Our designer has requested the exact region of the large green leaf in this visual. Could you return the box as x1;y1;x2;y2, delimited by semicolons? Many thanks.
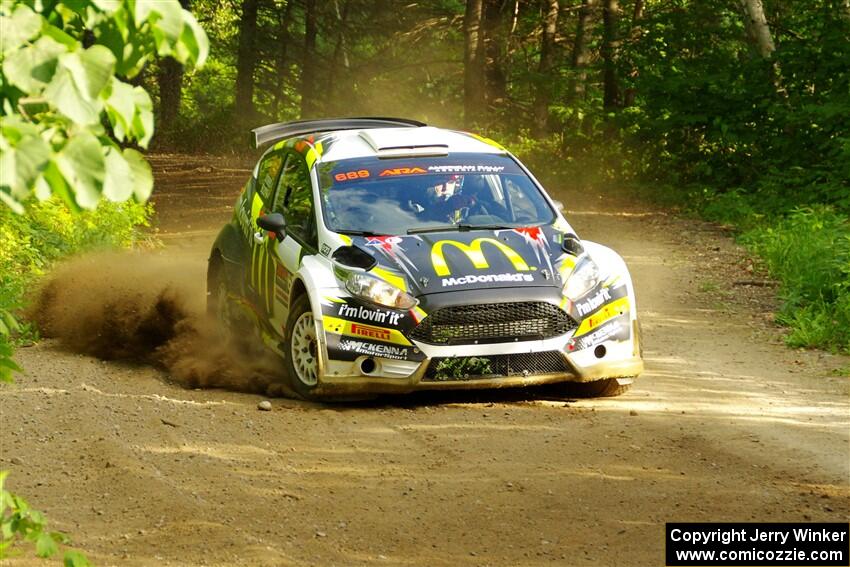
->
0;119;50;203
3;35;68;93
43;46;116;124
124;148;152;201
55;131;105;209
103;77;136;141
130;86;154;147
0;4;42;55
102;146;133;201
147;1;184;56
92;79;152;145
175;10;209;66
64;45;116;99
35;531;58;558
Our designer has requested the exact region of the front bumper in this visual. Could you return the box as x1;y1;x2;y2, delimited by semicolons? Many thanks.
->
315;325;643;396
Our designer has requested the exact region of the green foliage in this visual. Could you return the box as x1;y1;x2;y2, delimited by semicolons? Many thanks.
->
741;207;850;352
0;471;91;565
0;310;22;383
619;0;849;214
0;0;209;211
433;357;493;380
0;197;152;381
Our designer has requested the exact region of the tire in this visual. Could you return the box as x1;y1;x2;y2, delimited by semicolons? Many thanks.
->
550;378;633;398
283;293;322;400
207;256;253;352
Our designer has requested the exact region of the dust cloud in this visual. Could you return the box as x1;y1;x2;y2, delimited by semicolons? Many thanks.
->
31;251;283;395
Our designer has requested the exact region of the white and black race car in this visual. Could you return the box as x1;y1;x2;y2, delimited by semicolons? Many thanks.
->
208;118;643;399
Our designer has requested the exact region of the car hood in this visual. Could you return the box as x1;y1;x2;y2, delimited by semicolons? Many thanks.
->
349;226;572;296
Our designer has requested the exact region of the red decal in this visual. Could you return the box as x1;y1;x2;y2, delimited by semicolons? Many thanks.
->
334;169;370;182
379;167;427;177
350;323;391;341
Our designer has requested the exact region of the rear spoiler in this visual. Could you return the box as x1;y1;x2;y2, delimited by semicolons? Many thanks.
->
250;117;426;149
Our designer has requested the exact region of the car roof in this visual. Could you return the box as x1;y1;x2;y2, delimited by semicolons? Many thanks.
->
262;125;508;168
315;127;506;163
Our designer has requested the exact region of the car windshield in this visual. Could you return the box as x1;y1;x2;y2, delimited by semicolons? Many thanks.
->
317;153;556;235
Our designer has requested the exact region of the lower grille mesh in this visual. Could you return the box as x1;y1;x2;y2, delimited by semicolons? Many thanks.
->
410;302;577;345
423;351;571;382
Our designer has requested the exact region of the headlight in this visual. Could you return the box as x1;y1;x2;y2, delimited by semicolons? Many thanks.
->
563;257;600;300
345;272;418;310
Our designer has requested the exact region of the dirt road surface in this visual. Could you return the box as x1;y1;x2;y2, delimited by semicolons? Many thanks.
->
2;155;848;566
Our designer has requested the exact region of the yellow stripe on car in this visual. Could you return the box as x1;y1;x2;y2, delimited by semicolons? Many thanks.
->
322;315;413;346
371;267;408;292
574;297;630;336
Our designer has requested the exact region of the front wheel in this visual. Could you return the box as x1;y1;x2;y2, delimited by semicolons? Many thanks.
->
283;294;322;400
548;378;633;398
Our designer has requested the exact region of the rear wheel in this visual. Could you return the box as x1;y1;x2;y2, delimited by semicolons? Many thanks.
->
207;256;252;351
283;294;321;400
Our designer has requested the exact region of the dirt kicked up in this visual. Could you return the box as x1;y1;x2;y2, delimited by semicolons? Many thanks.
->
1;155;848;566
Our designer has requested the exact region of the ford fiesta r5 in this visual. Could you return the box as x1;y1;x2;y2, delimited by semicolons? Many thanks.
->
207;117;643;400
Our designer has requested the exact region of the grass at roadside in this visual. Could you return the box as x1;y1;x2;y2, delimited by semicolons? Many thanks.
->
0;198;154;344
649;187;850;354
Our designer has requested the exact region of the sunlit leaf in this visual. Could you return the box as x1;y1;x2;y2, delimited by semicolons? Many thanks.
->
35;531;58;558
174;9;208;66
55;131;105;209
0;120;50;201
124;148;152;201
0;4;42;55
103;77;136;141
64;550;93;567
130;86;154;147
148;0;184;56
62;45;116;100
102;146;133;201
3;35;67;93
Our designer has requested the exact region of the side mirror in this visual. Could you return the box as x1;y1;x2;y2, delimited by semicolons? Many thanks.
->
332;245;377;271
552;199;565;212
257;213;286;240
562;233;584;256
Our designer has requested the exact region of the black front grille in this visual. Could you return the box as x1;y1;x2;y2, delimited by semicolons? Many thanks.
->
423;351;571;382
410;302;577;345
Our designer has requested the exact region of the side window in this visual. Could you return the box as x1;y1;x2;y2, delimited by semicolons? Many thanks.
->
272;155;295;213
275;153;316;247
256;152;284;203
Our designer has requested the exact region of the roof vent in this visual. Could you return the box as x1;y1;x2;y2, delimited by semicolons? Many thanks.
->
359;127;449;158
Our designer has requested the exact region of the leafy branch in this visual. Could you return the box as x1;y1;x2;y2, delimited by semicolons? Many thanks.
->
0;0;209;213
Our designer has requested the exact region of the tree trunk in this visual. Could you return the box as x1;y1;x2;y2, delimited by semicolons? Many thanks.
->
272;0;294;118
532;0;559;135
463;0;485;128
482;0;507;110
157;0;190;132
738;0;776;58
570;0;595;102
623;0;644;107
601;0;621;112
158;57;183;132
328;0;351;109
235;0;259;119
300;0;318;117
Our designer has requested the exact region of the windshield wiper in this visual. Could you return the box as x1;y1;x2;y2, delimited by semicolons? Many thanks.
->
407;224;464;235
461;223;515;231
336;230;387;237
407;223;515;235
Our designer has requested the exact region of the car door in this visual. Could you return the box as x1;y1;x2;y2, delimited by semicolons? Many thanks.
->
266;151;318;334
248;150;285;315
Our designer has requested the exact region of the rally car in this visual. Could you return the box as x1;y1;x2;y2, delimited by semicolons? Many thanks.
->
207;118;643;399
